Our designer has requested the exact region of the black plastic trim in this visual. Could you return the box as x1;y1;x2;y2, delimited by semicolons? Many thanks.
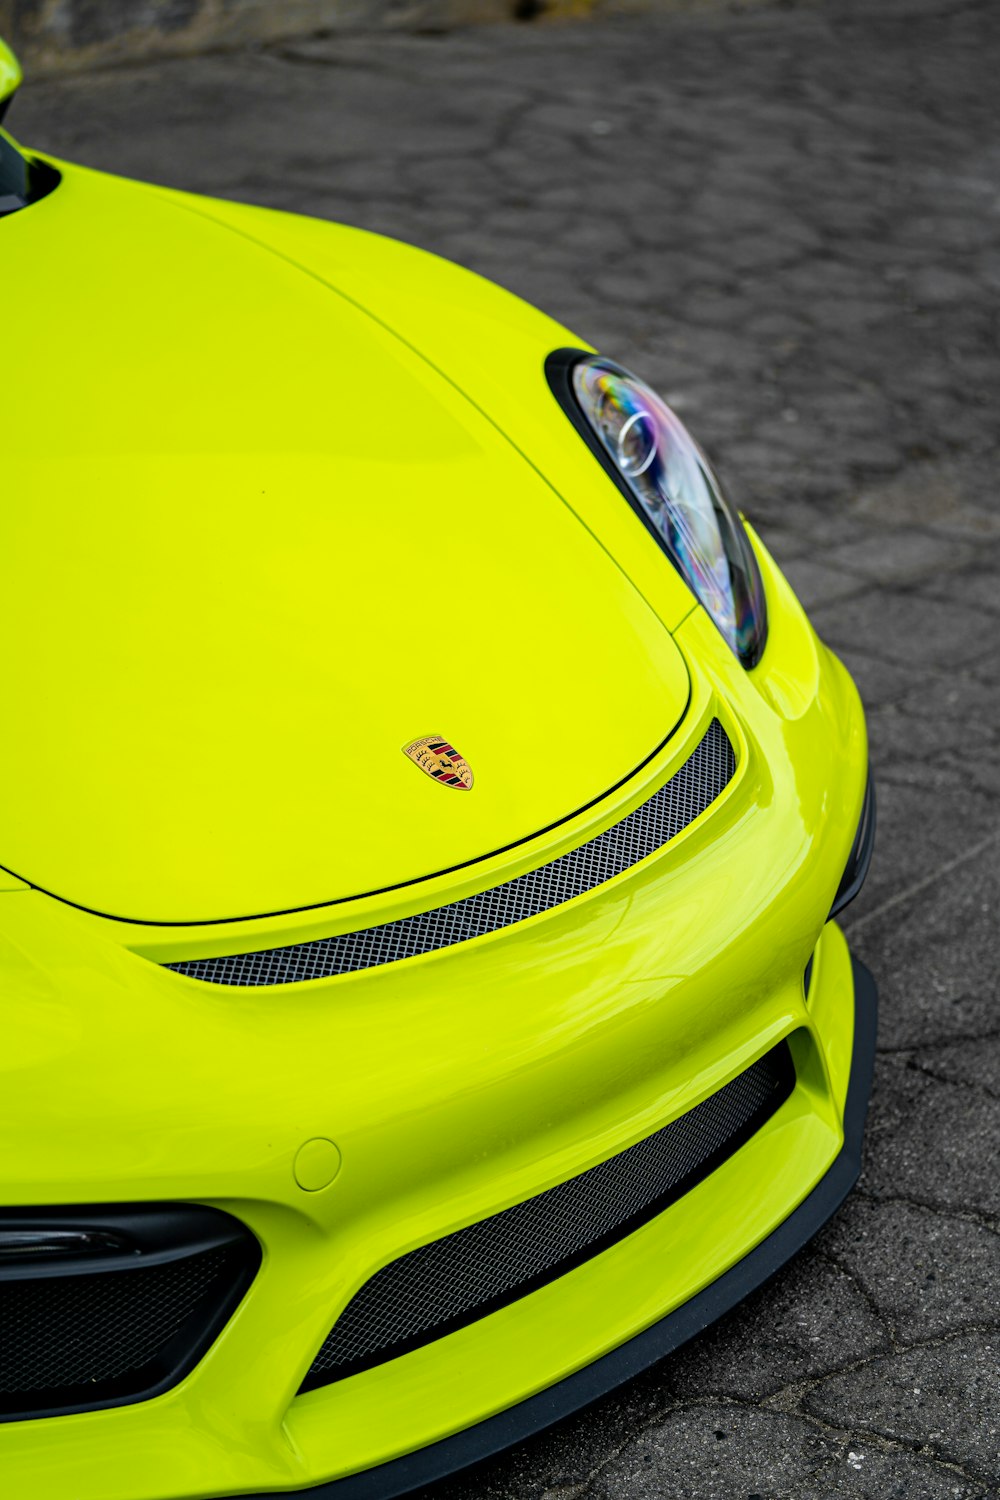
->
0;1202;247;1283
0;133;59;217
223;955;877;1500
830;772;876;920
0;1203;260;1422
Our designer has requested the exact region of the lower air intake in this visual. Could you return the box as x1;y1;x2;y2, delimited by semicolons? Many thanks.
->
302;1039;794;1388
0;1205;259;1421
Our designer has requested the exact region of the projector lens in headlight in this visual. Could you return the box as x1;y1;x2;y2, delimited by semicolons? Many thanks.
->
554;353;768;667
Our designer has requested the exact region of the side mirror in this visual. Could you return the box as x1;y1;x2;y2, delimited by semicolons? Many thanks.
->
0;39;22;124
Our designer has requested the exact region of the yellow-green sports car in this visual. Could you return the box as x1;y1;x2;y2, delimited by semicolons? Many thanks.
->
0;38;876;1500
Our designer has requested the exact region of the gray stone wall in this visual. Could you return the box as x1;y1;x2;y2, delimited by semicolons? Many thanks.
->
0;0;732;78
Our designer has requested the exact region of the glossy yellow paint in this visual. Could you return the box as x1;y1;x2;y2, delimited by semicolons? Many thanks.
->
165;181;706;643
0;141;870;1500
0;39;19;112
0;160;696;924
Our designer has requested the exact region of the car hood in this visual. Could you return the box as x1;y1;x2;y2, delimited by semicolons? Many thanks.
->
0;163;689;925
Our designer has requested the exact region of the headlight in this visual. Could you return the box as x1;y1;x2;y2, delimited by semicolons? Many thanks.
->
547;351;768;667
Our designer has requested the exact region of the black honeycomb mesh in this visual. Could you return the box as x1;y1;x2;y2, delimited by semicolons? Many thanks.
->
0;1244;238;1417
170;719;735;987
302;1040;794;1387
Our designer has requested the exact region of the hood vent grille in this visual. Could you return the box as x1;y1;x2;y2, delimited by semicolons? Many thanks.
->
167;718;735;987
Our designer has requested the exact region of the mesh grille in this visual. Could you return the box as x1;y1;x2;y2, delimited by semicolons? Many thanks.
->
170;719;735;987
303;1040;794;1386
0;1244;243;1417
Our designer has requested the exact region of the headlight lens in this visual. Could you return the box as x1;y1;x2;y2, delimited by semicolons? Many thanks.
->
562;354;767;667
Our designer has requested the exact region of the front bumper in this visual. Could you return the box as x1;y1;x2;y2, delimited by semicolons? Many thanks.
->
238;953;877;1500
0;553;873;1499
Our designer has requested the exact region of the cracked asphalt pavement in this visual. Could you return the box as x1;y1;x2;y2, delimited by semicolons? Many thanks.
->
12;0;1000;1494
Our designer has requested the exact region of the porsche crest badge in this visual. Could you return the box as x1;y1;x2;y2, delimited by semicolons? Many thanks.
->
403;736;474;791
